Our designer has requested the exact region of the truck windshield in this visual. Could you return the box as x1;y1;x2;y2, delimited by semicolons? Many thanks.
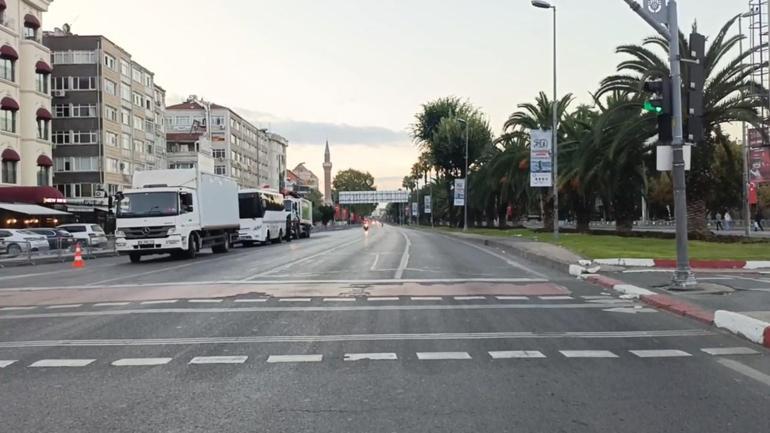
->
117;192;179;218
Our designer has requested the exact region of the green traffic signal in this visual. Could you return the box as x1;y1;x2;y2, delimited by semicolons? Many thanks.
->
643;101;663;114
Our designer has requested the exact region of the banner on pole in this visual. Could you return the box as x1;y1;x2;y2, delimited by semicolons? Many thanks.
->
644;0;668;25
453;179;465;206
424;195;432;214
530;129;553;187
411;202;418;217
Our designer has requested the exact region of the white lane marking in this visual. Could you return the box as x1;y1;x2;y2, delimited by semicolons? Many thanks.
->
717;358;770;387
495;296;529;301
46;304;82;309
0;270;67;281
344;352;397;361
454;296;486;301
189;356;248;364
266;354;322;363
141;300;178;305
370;253;380;271
0;360;16;368
244;236;362;279
441;234;549;279
417;352;471;360
367;297;400;301
581;295;612;300
323;298;356;302
188;299;223;303
394;230;411;279
111;358;172;366
233;298;268;303
629;349;691;358
701;347;760;356
278;298;312;302
411;296;442;301
29;359;95;367
0;330;714;349
0;306;36;311
560;350;618;358
489;351;546;359
93;302;131;307
539;296;573;300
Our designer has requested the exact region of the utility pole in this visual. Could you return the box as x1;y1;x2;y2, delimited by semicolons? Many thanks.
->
623;0;696;289
740;12;752;237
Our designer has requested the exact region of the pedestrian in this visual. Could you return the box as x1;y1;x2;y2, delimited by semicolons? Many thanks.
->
724;210;732;231
755;207;765;232
714;211;723;231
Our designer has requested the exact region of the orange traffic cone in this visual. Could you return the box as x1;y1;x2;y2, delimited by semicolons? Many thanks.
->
72;243;85;269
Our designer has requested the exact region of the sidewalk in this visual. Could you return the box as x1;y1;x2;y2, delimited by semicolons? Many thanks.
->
430;227;770;348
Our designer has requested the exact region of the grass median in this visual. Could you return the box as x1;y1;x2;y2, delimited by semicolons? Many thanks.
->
426;226;770;260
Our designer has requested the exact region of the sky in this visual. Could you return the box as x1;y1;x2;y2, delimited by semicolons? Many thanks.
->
47;0;747;190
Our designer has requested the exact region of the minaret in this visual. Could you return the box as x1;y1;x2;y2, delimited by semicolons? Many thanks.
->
322;141;332;204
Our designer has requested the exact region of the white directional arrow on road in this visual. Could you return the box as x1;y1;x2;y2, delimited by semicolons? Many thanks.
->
602;307;658;314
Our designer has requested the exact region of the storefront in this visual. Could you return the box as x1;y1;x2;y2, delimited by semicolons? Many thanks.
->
0;186;71;228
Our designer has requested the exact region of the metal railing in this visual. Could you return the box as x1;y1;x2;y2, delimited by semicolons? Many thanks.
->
0;235;119;266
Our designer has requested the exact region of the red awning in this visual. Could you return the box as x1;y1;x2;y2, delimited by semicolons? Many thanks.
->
36;107;52;120
1;148;20;161
0;186;64;204
0;0;6;11
24;14;40;29
36;154;53;167
0;45;18;60
1;97;18;111
35;60;52;74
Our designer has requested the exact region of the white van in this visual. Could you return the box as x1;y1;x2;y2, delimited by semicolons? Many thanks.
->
238;189;288;245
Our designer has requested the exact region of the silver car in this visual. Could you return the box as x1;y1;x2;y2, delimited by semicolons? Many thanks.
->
0;229;51;257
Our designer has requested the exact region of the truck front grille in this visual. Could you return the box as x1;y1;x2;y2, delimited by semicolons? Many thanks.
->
124;226;171;239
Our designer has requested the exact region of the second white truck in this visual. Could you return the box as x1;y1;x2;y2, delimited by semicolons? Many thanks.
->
114;169;239;263
284;196;313;239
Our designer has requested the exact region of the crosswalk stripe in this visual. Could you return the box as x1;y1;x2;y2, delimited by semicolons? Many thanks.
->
582;295;612;300
367;297;400;301
189;356;248;364
560;350;618;358
411;297;442;301
701;347;759;356
0;306;36;311
489;350;546;359
29;359;95;367
233;298;268;303
141;300;178;305
93;302;131;307
46;304;82;309
188;299;223;303
0;360;16;368
629;349;691;358
278;298;312;302
454;296;486;301
495;296;529;301
111;358;173;366
322;298;356;302
344;353;398;361
416;352;471;360
267;354;322;363
539;296;573;300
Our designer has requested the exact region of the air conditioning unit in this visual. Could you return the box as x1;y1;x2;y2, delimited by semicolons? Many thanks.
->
52;90;66;97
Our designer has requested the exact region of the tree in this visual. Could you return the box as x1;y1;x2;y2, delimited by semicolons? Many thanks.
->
318;205;335;226
598;15;767;235
333;168;377;217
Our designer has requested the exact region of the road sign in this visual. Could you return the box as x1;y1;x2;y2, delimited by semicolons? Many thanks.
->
424;195;432;214
644;0;668;24
453;179;465;206
411;202;418;217
530;129;553;187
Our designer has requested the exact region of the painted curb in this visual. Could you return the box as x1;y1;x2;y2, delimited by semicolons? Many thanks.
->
714;310;770;348
593;258;770;270
640;294;714;324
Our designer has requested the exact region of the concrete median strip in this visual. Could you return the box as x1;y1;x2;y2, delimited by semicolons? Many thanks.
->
714;311;770;348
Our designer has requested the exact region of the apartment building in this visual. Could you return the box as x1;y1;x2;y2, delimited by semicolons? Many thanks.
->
42;28;166;212
0;0;54;188
165;96;288;190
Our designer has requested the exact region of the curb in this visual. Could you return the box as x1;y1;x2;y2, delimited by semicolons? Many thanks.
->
714;311;770;348
0;250;117;268
594;258;770;270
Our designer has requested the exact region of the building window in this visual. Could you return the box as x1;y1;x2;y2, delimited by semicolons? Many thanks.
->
52;131;71;144
121;133;131;150
146;143;153;154
132;91;142;106
120;160;131;175
24;25;37;41
37;166;50;186
35;73;48;93
106;157;119;173
133;115;143;129
144;98;152;110
120;108;131;126
134;139;144;153
55;157;100;173
0;58;13;81
105;105;118;122
120;60;130;77
0;109;15;133
212;149;226;159
36;119;49;140
66;131;97;144
214;165;226;175
106;131;118;147
55;104;96;118
104;79;116;96
52;76;69;90
120;83;130;101
144;119;154;133
53;51;97;64
72;76;97;90
132;68;142;82
1;158;16;183
143;74;152;87
53;105;69;118
104;54;115;70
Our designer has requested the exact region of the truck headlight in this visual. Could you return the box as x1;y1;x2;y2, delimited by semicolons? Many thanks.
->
167;227;177;235
114;230;125;238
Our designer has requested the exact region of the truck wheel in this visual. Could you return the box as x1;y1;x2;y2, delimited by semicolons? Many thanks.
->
263;231;271;246
275;230;283;244
305;228;310;239
185;234;198;259
212;235;230;254
129;253;141;263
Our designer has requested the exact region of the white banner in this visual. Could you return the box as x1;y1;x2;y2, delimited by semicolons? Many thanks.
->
454;179;466;206
530;129;553;188
424;195;432;214
338;190;409;204
411;202;418;217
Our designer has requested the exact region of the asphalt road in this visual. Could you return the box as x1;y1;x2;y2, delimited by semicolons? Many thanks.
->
1;224;769;432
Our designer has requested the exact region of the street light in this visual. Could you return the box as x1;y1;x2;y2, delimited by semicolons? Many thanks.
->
532;0;559;240
457;117;469;232
739;10;756;236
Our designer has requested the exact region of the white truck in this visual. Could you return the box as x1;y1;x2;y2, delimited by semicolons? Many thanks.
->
114;169;240;263
284;197;313;239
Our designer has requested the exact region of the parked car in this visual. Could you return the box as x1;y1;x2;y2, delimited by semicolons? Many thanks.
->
56;224;109;248
26;228;76;250
0;229;51;257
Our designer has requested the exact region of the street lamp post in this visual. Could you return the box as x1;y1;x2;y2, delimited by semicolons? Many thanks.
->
739;10;755;237
457;118;470;232
532;0;559;239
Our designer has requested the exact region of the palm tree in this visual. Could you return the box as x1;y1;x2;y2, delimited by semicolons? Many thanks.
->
488;133;531;227
597;15;767;235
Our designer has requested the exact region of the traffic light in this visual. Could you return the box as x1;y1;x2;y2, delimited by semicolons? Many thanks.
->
686;32;706;144
642;77;673;143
